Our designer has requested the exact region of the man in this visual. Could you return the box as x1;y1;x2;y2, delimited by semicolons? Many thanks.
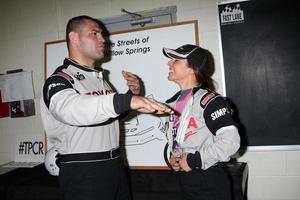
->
40;15;172;200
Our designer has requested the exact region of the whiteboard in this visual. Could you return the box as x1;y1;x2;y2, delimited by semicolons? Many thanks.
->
45;21;199;169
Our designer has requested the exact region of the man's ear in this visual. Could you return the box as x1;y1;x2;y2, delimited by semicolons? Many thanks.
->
69;32;78;45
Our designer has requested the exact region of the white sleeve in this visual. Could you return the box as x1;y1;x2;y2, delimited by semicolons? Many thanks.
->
49;89;119;126
200;125;240;169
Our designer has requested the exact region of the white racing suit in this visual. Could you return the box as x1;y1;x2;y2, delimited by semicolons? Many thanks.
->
40;58;133;200
165;86;240;170
40;58;132;155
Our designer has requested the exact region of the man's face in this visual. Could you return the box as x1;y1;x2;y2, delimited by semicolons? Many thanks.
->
76;20;105;61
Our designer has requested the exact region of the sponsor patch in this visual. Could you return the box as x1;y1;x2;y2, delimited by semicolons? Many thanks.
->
220;3;245;26
47;82;66;99
211;107;230;120
184;130;193;141
48;83;65;91
187;116;198;129
85;89;113;96
74;72;86;81
200;92;217;108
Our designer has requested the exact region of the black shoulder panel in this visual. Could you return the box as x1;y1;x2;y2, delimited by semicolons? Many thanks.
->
203;96;237;135
43;75;74;108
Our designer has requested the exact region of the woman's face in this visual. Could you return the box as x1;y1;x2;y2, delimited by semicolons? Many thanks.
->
167;59;193;84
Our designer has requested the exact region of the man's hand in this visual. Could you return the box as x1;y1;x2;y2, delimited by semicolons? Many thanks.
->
130;96;173;114
122;71;140;95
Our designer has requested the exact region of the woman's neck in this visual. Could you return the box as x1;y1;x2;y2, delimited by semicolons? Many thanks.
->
179;81;199;91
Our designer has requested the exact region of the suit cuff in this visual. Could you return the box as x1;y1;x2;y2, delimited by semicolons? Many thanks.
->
113;94;132;114
187;151;202;170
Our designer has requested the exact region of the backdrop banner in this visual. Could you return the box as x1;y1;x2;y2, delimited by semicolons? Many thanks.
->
218;0;300;147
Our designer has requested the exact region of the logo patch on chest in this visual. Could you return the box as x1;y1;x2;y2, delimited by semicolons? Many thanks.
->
74;72;86;80
183;116;199;141
187;116;198;129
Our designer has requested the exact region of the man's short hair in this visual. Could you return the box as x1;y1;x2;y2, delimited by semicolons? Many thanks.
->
65;15;100;50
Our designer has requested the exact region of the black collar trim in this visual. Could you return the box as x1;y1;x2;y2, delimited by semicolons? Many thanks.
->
165;85;205;103
64;58;103;72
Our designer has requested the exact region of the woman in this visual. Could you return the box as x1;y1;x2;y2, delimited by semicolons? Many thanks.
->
163;44;240;200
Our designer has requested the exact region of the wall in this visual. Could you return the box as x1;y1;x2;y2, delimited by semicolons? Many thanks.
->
0;0;299;199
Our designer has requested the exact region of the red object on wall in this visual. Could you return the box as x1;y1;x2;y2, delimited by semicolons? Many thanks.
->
0;91;9;118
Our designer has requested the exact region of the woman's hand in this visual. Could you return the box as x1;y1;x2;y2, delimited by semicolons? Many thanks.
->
179;153;192;172
169;155;181;172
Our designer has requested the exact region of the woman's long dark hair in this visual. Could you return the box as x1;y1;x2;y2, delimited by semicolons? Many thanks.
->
187;53;214;90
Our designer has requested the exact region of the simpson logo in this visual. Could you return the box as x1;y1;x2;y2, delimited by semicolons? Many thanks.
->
220;3;245;25
211;107;230;120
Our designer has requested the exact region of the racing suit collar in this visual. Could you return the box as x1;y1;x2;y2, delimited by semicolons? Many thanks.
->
181;85;203;96
64;58;103;72
166;85;203;104
192;85;205;94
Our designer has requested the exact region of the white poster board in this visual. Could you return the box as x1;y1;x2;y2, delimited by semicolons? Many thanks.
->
45;21;198;168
